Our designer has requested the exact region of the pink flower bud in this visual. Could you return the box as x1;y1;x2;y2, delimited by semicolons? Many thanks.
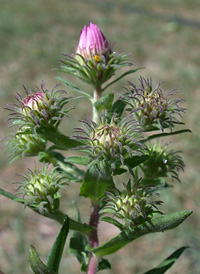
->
76;22;110;60
23;92;44;110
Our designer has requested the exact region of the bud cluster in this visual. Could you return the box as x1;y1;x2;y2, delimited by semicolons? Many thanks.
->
122;77;185;131
72;112;143;168
101;180;162;228
16;165;67;213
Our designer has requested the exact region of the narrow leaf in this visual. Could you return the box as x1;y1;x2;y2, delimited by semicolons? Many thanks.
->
65;156;90;166
55;76;92;98
0;188;93;234
91;210;192;257
142;129;192;143
143;246;189;274
29;246;55;274
46;217;69;272
102;68;144;91
36;127;82;150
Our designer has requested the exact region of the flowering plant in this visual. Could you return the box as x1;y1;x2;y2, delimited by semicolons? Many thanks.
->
1;22;192;274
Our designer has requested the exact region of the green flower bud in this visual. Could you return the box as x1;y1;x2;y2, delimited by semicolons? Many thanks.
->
6;82;71;131
72;112;143;170
16;165;67;213
141;142;184;184
101;180;163;228
6;129;46;163
122;77;185;131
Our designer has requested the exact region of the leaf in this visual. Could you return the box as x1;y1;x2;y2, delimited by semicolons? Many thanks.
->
90;210;192;257
55;76;92;98
101;216;124;231
143;246;189;274
0;188;93;234
36;127;81;150
94;93;114;111
142;129;192;143
114;155;149;175
65;156;90;166
80;161;115;203
29;246;55;274
46;217;69;272
98;258;111;271
102;68;144;91
69;232;90;272
111;99;126;116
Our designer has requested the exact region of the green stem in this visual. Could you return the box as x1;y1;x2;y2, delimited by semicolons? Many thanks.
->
92;87;101;124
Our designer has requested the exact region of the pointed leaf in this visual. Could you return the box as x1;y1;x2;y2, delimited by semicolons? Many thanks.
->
36;127;82;150
0;188;93;234
102;68;144;91
65;156;90;166
55;76;92;98
114;155;149;175
29;246;55;274
80;162;114;203
46;217;69;272
142;129;192;143
69;232;90;272
98;258;111;271
91;210;192;257
143;246;189;274
94;93;114;111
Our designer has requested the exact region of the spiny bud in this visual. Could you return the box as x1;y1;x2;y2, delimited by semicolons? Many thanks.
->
71;112;143;169
101;180;163;228
6;130;46;163
5;82;71;131
122;77;185;131
141;142;184;184
15;165;67;213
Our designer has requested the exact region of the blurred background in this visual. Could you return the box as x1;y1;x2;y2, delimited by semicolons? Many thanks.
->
0;0;200;273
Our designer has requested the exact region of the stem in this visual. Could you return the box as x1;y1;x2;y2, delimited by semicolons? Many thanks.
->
87;87;102;274
87;204;100;274
92;87;101;124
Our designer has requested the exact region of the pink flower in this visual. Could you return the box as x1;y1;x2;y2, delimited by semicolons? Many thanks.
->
23;92;44;110
76;22;110;60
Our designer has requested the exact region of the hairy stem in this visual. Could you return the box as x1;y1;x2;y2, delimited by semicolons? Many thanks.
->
87;204;100;274
92;87;101;124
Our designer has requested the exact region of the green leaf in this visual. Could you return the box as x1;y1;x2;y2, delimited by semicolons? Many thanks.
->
142;129;192;143
46;217;69;272
114;155;149;175
69;232;90;272
0;188;93;235
55;76;92;98
29;246;56;274
143;246;189;274
36;127;82;150
101;216;124;231
65;156;90;166
80;162;114;203
98;258;111;271
102;67;144;91
91;210;192;257
111;99;126;116
94;93;114;111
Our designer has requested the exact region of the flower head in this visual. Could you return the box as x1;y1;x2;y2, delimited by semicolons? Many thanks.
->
141;142;184;184
122;77;185;131
101;180;163;228
72;112;143;170
76;22;110;61
16;165;67;213
6;82;71;131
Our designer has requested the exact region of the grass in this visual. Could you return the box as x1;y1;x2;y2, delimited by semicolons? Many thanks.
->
0;0;200;273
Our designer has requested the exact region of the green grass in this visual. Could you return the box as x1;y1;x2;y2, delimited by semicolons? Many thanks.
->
0;0;200;273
